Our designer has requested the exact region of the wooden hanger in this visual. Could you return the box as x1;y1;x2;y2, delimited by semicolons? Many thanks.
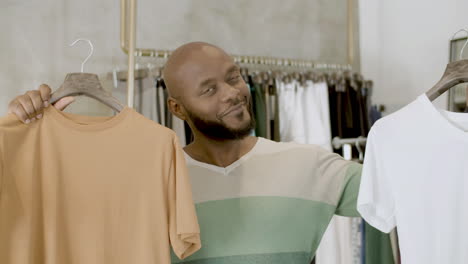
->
51;73;124;112
425;59;468;101
426;30;468;101
50;39;125;112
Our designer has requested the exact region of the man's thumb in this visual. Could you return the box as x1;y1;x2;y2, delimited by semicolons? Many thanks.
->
53;96;75;111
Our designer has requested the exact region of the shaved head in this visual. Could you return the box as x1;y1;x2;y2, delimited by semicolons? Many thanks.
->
164;41;255;141
163;42;233;98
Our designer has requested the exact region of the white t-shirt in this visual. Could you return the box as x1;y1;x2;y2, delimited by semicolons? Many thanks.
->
358;94;468;264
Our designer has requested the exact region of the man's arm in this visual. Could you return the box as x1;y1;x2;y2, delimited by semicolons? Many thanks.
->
313;145;362;217
335;162;362;217
7;84;74;123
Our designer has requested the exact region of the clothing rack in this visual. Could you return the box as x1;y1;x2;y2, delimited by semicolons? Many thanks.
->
332;136;367;150
120;47;352;71
120;0;356;107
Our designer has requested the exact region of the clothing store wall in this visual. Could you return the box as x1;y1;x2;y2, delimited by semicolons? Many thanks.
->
359;0;468;113
0;0;360;116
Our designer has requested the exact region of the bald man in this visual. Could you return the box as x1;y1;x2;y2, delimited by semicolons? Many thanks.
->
7;42;363;264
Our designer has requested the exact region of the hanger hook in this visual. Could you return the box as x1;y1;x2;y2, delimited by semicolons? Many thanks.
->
460;38;468;61
450;29;468;60
355;136;366;161
69;38;94;73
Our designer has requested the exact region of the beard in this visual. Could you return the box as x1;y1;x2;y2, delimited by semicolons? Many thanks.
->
185;97;256;140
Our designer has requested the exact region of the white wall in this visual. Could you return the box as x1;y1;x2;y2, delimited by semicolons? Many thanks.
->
0;0;123;116
0;0;355;116
359;0;468;113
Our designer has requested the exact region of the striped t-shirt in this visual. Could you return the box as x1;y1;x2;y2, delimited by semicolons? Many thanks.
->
173;137;362;264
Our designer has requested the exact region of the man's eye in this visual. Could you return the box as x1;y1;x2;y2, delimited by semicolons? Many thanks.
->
229;76;241;82
204;87;215;94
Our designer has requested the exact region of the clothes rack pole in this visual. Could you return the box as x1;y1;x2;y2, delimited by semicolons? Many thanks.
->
332;136;367;150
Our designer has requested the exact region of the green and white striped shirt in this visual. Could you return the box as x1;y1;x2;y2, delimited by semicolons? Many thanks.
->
173;137;362;264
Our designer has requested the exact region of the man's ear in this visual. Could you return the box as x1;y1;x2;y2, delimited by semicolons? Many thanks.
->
167;97;186;121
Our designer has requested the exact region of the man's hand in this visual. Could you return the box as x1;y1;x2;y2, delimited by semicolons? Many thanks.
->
7;84;75;123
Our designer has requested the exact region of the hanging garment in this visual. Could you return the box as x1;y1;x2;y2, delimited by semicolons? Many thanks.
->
328;80;340;139
343;79;365;138
278;80;306;143
154;78;161;124
0;106;201;264
355;83;370;137
364;224;395;264
265;84;281;142
389;229;401;264
248;82;256;137
264;83;272;140
329;79;364;139
316;216;361;264
269;83;281;142
130;75;158;121
369;105;383;125
163;84;173;129
113;74;156;121
252;82;267;138
158;80;168;127
246;75;259;137
302;80;333;150
358;94;468;263
316;144;361;264
175;137;362;264
155;79;163;124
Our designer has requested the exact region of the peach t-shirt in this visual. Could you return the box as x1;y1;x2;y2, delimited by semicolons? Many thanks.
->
0;106;201;264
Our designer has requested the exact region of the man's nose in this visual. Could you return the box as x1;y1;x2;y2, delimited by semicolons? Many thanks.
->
220;82;241;103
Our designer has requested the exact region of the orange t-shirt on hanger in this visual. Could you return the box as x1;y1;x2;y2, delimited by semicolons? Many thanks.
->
0;106;201;264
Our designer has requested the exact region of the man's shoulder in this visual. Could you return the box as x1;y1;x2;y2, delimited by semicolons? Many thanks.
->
255;137;325;156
